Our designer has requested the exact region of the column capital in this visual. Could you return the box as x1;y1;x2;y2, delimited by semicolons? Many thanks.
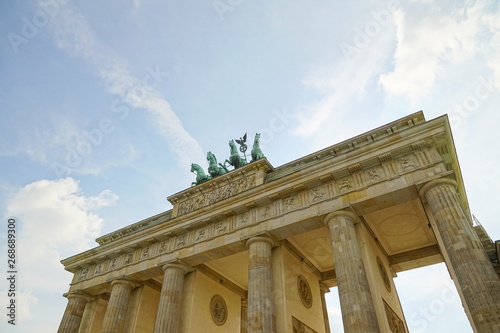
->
319;283;330;294
63;291;93;303
58;291;91;333
419;178;457;199
241;299;248;308
110;278;137;290
161;262;192;275
323;210;357;226
246;235;275;248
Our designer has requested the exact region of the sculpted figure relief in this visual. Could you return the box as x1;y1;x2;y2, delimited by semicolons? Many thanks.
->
210;295;227;326
298;275;312;308
80;267;89;281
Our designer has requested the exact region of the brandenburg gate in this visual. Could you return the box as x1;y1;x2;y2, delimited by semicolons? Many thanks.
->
58;112;500;333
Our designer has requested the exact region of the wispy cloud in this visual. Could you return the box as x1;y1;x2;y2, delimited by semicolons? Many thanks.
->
379;1;500;100
294;17;396;146
0;113;140;176
46;2;204;169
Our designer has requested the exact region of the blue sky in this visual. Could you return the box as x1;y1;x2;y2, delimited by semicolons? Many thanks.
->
1;0;499;332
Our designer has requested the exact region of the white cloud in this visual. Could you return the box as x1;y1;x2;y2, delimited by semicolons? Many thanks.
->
325;289;345;332
46;2;204;169
0;283;38;322
379;1;500;100
394;263;469;333
0;178;116;330
5;178;117;286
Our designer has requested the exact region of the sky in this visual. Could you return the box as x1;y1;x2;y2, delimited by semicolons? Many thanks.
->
0;0;499;332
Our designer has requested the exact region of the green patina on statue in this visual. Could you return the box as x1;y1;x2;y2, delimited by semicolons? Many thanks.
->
191;163;211;186
207;151;227;177
224;139;247;169
251;133;264;162
191;133;265;186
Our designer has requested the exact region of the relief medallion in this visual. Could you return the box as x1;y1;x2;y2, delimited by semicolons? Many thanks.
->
297;275;312;309
210;294;228;326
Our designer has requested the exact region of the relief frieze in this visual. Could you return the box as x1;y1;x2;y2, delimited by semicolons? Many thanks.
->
109;257;119;270
238;213;249;227
310;187;326;202
177;175;256;215
195;227;207;242
141;247;150;258
158;240;169;254
366;167;383;183
261;205;272;219
124;253;134;265
398;154;420;173
214;221;228;235
337;178;353;192
284;196;296;210
176;235;186;249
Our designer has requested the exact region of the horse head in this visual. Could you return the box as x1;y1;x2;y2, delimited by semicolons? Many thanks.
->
191;163;201;174
254;133;261;143
229;140;238;153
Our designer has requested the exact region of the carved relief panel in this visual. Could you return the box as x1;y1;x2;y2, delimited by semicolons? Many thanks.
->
292;317;317;333
383;299;407;333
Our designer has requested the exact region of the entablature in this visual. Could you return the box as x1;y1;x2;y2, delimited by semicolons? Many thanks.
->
61;113;460;286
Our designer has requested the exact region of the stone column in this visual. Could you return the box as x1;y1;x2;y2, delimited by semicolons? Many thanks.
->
58;292;92;333
153;263;191;333
241;299;248;333
246;236;276;333
100;279;136;333
78;297;98;333
420;178;500;332
324;210;380;333
320;284;331;333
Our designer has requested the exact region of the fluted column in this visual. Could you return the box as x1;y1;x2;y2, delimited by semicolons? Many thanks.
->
153;263;191;333
420;178;500;332
241;299;248;333
78;297;99;333
320;284;331;333
58;292;92;333
324;210;380;333
246;236;276;333
100;279;136;333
